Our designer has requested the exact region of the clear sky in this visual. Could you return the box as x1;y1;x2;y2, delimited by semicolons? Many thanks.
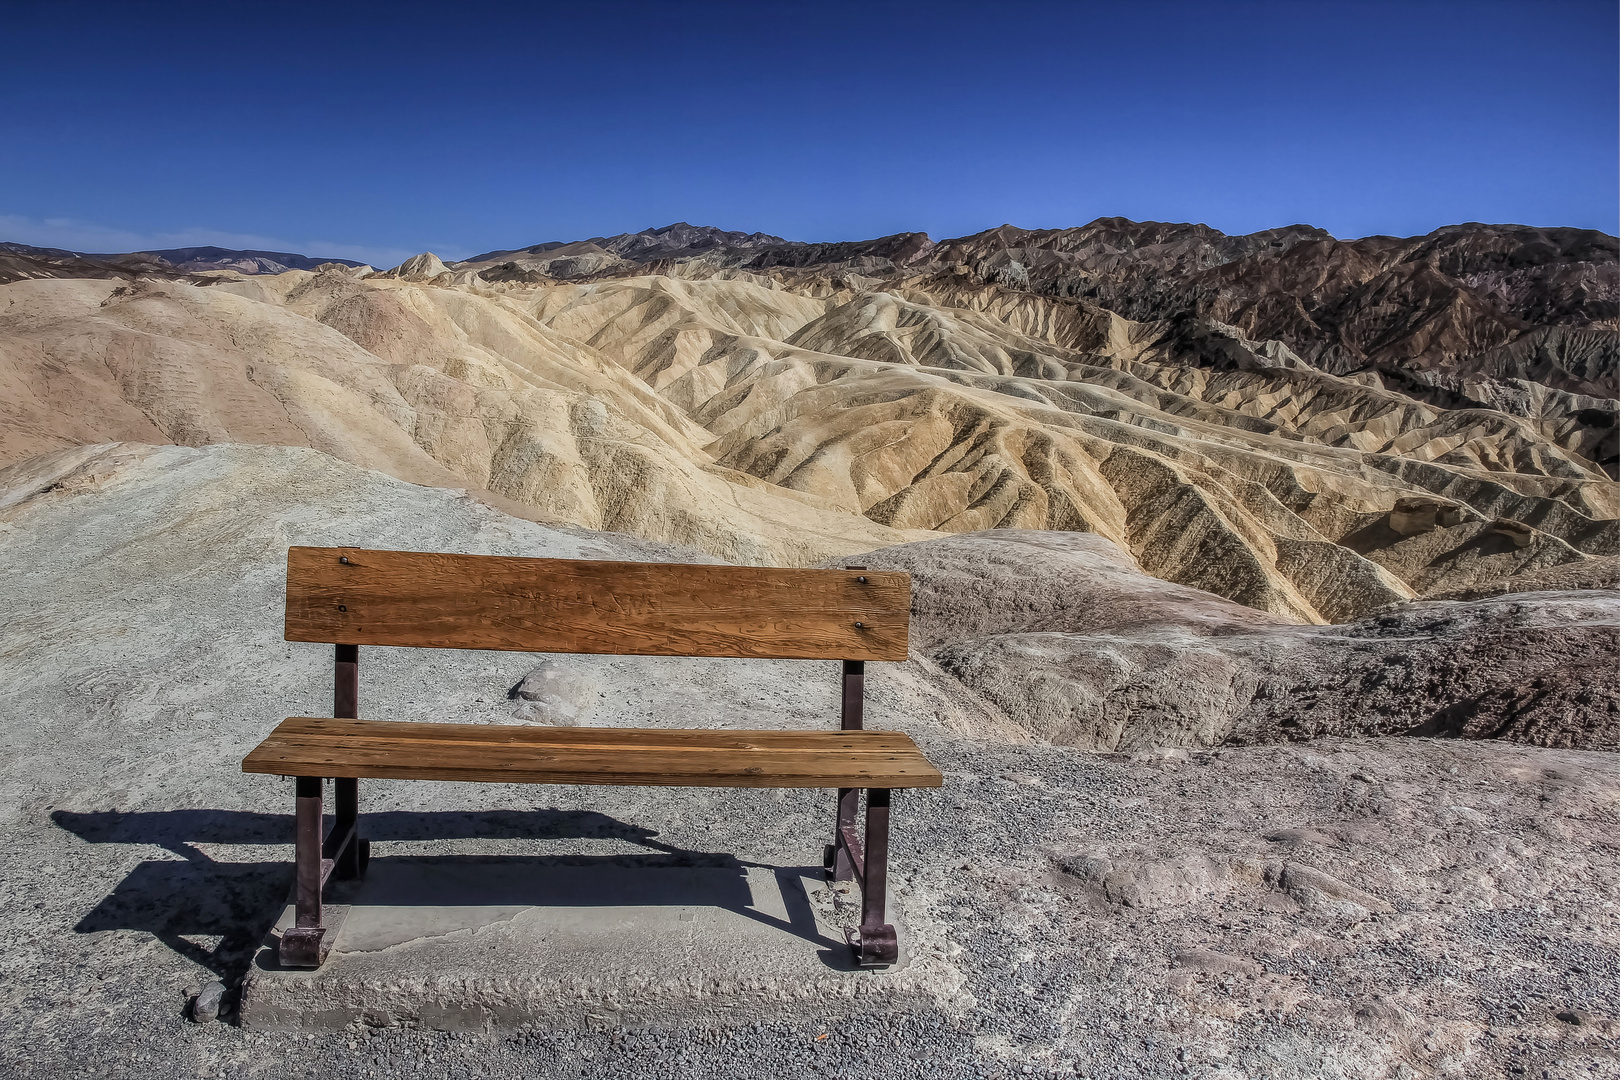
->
2;0;1615;265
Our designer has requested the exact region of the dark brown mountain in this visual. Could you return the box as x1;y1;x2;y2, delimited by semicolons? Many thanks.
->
133;246;366;274
0;242;364;283
0;242;183;283
466;222;793;264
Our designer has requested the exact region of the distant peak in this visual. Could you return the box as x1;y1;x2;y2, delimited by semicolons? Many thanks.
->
385;252;451;281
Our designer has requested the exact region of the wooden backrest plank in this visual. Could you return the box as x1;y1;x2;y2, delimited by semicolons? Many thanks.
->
284;547;909;660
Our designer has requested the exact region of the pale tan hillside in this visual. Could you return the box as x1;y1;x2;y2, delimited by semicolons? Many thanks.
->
0;274;930;566
0;262;1613;622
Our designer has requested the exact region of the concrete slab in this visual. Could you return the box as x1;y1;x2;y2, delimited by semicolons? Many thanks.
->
238;856;967;1032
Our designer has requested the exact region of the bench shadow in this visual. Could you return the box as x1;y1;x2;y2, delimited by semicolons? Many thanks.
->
53;808;849;986
260;853;851;973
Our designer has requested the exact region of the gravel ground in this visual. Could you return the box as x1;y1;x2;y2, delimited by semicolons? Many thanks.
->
2;444;1617;1080
5;736;1617;1080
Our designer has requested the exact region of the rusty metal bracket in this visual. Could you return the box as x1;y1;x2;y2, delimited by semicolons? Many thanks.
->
279;925;329;967
332;644;366;881
281;778;368;968
334;643;358;718
840;659;864;729
825;606;900;966
847;922;898;967
836;823;866;888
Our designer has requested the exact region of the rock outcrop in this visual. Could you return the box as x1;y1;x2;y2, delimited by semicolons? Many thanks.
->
849;530;1620;752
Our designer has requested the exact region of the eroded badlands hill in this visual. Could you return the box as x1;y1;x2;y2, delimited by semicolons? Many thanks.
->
1;219;1614;623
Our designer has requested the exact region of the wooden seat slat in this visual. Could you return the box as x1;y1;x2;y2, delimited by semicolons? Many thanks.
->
274;716;920;750
243;718;943;789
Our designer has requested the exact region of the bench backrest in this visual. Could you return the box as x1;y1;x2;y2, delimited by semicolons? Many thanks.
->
284;547;910;661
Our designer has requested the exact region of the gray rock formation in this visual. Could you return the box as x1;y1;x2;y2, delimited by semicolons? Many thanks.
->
846;530;1620;752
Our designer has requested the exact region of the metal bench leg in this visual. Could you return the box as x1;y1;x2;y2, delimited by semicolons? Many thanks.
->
280;776;329;967
850;787;898;967
330;643;369;881
826;656;865;881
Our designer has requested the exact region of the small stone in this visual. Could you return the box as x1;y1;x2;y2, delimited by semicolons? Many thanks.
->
1555;1010;1581;1025
189;980;226;1022
508;660;599;725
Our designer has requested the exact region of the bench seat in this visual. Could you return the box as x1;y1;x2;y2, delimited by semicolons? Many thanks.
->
244;716;944;789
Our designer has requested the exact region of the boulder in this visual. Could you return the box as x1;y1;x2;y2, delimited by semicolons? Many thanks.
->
1389;496;1470;537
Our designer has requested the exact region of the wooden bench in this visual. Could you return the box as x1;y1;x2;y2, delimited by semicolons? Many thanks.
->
243;546;942;969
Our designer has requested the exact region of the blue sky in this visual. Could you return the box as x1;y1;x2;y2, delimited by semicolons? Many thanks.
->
2;0;1614;265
